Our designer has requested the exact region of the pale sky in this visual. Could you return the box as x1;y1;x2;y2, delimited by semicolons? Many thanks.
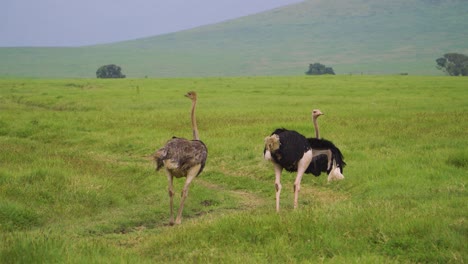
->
1;0;303;47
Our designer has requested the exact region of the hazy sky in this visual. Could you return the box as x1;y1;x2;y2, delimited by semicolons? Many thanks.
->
1;0;303;47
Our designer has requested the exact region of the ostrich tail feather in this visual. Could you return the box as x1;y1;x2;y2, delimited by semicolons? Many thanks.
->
264;134;280;152
153;148;166;170
327;167;345;182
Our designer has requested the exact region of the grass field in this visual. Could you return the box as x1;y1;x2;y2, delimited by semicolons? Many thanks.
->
0;76;467;263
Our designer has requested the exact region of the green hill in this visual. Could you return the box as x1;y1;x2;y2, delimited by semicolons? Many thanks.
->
1;0;467;78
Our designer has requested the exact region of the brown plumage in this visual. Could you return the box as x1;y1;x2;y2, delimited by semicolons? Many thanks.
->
153;91;207;225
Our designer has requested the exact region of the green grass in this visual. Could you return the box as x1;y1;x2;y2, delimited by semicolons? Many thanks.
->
0;76;467;263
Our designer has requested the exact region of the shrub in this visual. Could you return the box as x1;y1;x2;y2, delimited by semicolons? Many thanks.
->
96;64;126;78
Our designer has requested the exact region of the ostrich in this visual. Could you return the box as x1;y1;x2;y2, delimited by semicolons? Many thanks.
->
264;128;313;212
153;91;207;225
306;109;346;182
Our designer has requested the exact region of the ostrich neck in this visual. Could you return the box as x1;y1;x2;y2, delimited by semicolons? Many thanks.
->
313;116;320;139
191;99;199;140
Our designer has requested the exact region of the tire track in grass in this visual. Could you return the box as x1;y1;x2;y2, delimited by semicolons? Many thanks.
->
196;179;269;210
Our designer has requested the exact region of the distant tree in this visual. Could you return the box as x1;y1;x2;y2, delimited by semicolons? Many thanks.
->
96;64;126;78
436;53;468;76
305;63;335;75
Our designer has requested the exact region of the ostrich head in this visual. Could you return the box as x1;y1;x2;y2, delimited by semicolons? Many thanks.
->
185;91;200;140
185;91;197;101
312;109;323;118
312;109;324;139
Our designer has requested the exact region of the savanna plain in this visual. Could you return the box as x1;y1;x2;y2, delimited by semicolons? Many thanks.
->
0;76;466;263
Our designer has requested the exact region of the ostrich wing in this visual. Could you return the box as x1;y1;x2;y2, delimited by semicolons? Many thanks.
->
306;154;329;176
155;137;207;177
307;137;346;174
270;129;311;172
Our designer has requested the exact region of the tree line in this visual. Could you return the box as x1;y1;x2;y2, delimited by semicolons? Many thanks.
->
95;53;468;78
96;64;126;78
436;53;468;76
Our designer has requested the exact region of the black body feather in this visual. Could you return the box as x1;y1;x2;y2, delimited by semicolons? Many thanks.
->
306;138;346;176
265;128;311;172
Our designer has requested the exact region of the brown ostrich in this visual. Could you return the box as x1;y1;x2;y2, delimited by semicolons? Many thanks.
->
153;91;207;225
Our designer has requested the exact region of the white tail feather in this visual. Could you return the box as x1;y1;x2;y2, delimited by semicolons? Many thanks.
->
327;166;344;182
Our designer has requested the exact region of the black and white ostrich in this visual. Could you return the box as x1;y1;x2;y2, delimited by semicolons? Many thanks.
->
306;109;345;182
264;128;313;212
153;91;207;225
263;110;346;211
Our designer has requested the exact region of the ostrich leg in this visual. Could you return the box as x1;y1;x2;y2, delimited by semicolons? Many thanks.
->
175;164;201;225
274;163;283;212
166;172;175;225
293;150;313;209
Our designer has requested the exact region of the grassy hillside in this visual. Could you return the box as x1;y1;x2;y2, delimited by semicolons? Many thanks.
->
0;76;467;262
1;0;467;78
